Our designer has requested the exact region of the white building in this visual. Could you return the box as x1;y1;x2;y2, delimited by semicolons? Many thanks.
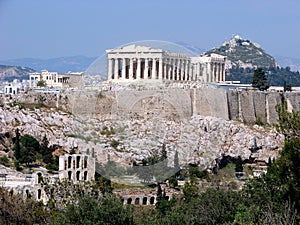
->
4;79;28;95
106;45;226;83
29;70;84;88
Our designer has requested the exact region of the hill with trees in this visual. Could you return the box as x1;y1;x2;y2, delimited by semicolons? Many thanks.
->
205;35;300;86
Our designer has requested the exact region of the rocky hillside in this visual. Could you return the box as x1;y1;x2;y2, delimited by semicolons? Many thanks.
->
205;35;278;69
0;95;284;177
0;65;35;82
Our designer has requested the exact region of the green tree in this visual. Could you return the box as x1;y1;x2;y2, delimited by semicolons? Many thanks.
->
13;128;21;160
276;98;300;138
52;195;134;225
37;80;46;87
156;184;174;216
183;181;199;201
19;134;40;165
0;186;50;225
240;102;300;224
235;156;243;173
283;80;292;92
251;68;270;91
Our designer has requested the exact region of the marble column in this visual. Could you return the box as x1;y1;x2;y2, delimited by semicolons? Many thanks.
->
172;59;176;80
114;58;119;79
170;59;174;80
189;64;193;81
186;61;189;81
164;59;168;79
207;63;210;82
218;63;221;82
144;58;149;79
222;64;226;82
136;58;141;80
108;58;113;80
176;59;181;80
184;60;188;80
122;58;126;79
159;58;163;80
129;58;134;80
152;58;157;79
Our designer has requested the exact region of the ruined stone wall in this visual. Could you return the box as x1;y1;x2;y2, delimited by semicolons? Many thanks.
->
4;88;300;125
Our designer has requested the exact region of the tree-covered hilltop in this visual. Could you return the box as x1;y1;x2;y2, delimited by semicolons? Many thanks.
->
205;35;300;86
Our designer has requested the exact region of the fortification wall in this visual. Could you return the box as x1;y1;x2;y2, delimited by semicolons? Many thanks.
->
2;88;299;125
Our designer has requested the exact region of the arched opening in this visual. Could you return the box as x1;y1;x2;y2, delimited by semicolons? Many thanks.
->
76;171;80;181
83;171;88;181
165;196;170;201
150;196;155;205
84;156;88;168
37;173;42;183
68;171;72;180
127;198;132;204
25;190;30;198
68;156;72;168
142;197;147;205
76;156;80;168
37;189;41;200
121;198;124;204
135;198;140;205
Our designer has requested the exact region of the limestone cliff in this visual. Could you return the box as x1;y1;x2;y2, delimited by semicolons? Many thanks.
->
0;89;285;171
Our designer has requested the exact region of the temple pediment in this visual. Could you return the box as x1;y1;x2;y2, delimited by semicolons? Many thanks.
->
106;44;164;54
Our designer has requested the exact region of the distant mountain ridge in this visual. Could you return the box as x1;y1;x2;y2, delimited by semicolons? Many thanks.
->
0;55;97;74
275;56;300;72
0;65;35;82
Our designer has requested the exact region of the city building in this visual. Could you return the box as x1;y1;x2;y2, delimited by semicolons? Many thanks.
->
3;79;29;95
29;70;84;88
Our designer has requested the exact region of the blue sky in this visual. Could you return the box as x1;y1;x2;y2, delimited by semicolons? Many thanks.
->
0;0;300;60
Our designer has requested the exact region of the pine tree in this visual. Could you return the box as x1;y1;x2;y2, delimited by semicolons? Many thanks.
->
251;68;270;91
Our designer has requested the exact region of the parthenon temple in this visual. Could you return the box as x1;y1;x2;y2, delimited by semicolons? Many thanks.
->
106;45;226;83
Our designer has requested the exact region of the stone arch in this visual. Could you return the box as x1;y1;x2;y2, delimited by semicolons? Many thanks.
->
83;171;88;180
76;171;80;181
37;189;42;200
84;156;88;168
68;171;72;180
150;196;155;205
68;156;72;168
37;172;42;183
76;155;80;168
127;198;132;204
134;197;140;205
142;197;147;205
